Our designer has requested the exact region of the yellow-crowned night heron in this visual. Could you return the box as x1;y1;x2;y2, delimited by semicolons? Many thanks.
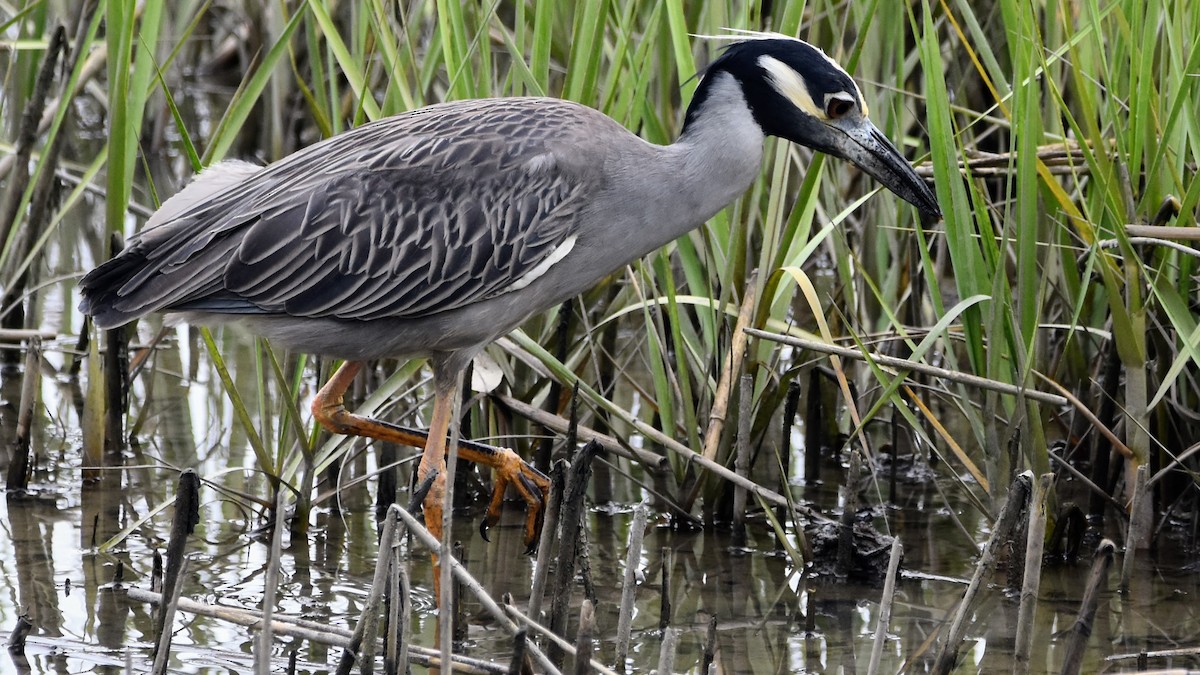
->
79;35;939;586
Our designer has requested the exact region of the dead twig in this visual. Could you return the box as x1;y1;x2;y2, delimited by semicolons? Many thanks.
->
528;461;566;620
1014;474;1054;671
933;472;1033;674
501;602;619;675
549;441;598;666
1061;540;1117;675
867;537;903;675
389;506;562;675
747;328;1068;407
615;502;649;671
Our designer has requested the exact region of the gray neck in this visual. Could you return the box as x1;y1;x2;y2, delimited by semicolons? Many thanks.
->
649;73;765;243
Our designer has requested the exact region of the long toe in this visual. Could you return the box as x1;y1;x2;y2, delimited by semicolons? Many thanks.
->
517;473;547;552
479;476;507;542
461;447;550;548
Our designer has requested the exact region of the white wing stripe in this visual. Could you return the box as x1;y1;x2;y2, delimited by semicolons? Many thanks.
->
509;234;576;291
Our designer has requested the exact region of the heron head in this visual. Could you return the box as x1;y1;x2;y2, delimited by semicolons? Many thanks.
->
690;36;941;221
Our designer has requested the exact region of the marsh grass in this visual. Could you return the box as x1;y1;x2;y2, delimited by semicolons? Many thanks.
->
2;0;1199;669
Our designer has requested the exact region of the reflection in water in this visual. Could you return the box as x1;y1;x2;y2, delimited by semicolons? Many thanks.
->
2;453;1200;672
0;328;1197;672
7;494;64;637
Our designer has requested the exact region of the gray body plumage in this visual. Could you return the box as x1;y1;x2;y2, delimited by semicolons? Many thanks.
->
79;37;939;376
81;81;763;370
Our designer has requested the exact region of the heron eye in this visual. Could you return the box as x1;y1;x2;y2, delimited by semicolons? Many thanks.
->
826;95;854;119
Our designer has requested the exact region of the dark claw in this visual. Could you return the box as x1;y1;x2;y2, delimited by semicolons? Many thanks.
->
524;463;551;485
524;514;545;554
408;469;439;513
479;517;491;542
522;482;547;556
518;473;544;506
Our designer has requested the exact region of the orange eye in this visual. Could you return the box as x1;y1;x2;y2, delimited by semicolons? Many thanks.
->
826;96;854;119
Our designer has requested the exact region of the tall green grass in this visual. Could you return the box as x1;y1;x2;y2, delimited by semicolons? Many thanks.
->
2;0;1197;536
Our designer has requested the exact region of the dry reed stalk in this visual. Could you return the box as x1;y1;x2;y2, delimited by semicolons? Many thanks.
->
658;547;671;630
1120;465;1151;592
157;471;200;642
614;502;649;670
384;540;409;675
337;504;403;675
501;360;831;525
779;379;801;537
732;374;753;547
868;537;903;675
932;472;1032;674
747;328;1068;407
700;613;718;674
7;336;40;490
1061;539;1116;675
501;601;619;675
572;599;595;675
1013;473;1054;671
656;627;680;675
804;369;824;484
151;557;189;675
528;461;567;619
257;491;286;675
498;394;668;469
452;541;467;643
684;276;759;510
507;628;531;675
836;449;864;578
6;613;32;652
389;506;562;675
548;441;598;665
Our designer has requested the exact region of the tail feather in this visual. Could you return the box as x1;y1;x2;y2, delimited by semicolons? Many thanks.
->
78;249;153;329
77;160;263;329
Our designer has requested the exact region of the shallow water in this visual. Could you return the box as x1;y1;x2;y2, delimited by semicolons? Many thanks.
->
1;335;1198;674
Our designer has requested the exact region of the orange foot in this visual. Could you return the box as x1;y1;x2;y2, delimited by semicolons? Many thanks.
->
312;361;552;551
468;444;551;551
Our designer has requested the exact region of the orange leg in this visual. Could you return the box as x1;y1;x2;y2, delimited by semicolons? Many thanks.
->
311;362;550;593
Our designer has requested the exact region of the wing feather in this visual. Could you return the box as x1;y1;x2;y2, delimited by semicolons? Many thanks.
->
79;98;609;328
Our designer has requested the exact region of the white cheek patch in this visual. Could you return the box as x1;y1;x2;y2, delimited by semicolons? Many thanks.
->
757;54;825;120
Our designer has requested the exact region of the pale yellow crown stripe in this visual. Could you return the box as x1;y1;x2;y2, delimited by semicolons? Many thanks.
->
757;54;869;119
758;54;826;119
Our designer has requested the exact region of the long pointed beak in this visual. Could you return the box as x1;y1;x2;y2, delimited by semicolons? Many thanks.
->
826;118;941;221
